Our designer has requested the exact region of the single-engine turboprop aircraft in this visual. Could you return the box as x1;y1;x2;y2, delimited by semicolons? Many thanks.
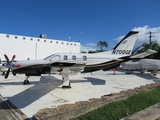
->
3;31;157;88
121;59;160;75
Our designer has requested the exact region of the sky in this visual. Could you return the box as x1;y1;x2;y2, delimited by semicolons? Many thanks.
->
0;0;160;52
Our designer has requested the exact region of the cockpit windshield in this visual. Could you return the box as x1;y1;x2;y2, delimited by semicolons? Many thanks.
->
43;54;55;60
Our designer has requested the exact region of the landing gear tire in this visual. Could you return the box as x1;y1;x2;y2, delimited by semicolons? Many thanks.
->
2;72;5;76
62;82;71;89
62;86;71;89
23;80;30;85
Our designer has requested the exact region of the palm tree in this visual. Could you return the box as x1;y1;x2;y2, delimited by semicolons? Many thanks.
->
137;41;159;53
137;41;160;59
97;41;108;51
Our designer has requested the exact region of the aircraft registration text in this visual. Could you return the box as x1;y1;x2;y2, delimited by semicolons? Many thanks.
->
112;50;131;55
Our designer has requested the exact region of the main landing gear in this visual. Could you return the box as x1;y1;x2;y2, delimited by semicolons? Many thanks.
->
61;74;71;89
62;82;71;89
23;76;30;85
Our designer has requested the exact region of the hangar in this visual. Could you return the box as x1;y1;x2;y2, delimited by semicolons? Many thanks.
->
0;33;80;60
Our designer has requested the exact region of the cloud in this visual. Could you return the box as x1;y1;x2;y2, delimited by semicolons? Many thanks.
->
86;43;97;47
80;45;97;52
80;42;97;52
79;32;84;34
114;25;160;49
132;26;160;50
80;26;160;52
132;25;160;43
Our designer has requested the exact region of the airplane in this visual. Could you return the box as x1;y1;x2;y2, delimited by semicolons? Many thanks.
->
2;31;157;88
121;59;160;75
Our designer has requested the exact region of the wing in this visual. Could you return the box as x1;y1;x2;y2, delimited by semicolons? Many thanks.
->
50;62;86;75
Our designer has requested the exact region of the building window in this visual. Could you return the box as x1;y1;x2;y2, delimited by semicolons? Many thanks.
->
15;36;18;39
50;41;52;43
72;55;76;60
64;55;68;60
83;56;87;60
37;39;40;42
6;35;9;38
44;40;46;42
23;37;26;40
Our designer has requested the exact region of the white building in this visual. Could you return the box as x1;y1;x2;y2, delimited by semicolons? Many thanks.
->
0;33;80;60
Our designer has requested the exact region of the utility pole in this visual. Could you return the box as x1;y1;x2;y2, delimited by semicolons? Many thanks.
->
149;32;153;49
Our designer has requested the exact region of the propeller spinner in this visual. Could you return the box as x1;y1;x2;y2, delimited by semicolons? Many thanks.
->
4;54;16;79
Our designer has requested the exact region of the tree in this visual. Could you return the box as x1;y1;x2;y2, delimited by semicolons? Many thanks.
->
136;41;160;59
97;41;108;51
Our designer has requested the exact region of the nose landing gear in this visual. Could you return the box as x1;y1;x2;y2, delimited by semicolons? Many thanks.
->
23;76;30;85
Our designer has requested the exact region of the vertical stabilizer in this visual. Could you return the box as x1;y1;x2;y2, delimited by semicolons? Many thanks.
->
112;31;138;55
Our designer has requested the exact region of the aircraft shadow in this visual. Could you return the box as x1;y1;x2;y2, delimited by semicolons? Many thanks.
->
0;81;40;85
132;72;160;82
1;76;62;109
0;75;106;109
70;77;106;85
109;70;160;83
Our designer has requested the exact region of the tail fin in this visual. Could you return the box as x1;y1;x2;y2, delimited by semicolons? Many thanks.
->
112;31;138;55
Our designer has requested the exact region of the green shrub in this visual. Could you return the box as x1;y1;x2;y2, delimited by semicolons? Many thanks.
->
73;86;160;120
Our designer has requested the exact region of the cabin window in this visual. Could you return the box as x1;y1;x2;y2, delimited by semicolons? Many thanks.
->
74;44;76;46
83;56;87;60
30;38;33;41
64;55;68;60
6;35;9;38
50;41;52;43
37;39;40;41
56;41;58;44
72;55;76;60
23;37;26;40
44;40;46;42
15;36;18;39
50;55;61;62
70;43;72;45
67;43;69;45
62;42;63;44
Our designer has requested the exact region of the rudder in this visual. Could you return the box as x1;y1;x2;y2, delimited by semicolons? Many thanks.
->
112;31;138;55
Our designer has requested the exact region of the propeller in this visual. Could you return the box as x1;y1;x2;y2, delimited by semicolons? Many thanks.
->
4;54;16;79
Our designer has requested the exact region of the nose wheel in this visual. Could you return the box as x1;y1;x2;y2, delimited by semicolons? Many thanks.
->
23;76;30;85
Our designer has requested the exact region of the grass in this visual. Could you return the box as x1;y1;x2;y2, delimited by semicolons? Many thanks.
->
72;86;160;120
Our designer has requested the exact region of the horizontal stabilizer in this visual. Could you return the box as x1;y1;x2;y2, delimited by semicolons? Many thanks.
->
129;49;157;59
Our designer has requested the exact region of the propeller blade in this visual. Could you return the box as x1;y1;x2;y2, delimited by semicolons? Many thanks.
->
12;72;16;76
4;54;16;79
4;54;10;64
11;55;16;63
5;68;10;79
